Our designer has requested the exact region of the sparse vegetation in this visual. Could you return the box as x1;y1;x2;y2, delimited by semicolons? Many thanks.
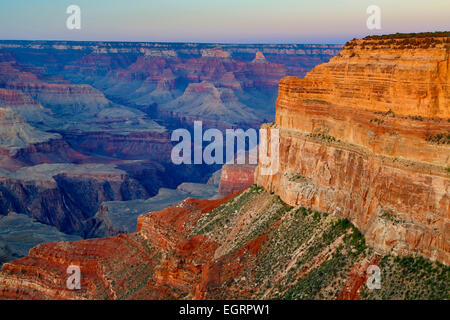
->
279;217;367;299
346;33;449;51
186;187;446;300
191;185;263;236
360;255;450;300
380;211;402;224
408;115;424;121
307;132;339;143
364;32;450;40
376;109;395;118
289;173;308;183
426;133;450;145
370;118;384;125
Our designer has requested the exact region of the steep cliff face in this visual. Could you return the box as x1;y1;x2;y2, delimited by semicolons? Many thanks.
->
11;139;88;166
0;108;60;151
0;107;85;169
0;89;38;107
62;130;172;161
279;36;449;118
256;35;450;265
4;82;110;117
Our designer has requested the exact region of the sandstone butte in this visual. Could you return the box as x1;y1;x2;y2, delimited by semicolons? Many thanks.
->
0;34;449;300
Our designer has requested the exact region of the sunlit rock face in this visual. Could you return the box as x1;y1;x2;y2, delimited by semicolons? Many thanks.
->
276;37;449;118
256;35;450;265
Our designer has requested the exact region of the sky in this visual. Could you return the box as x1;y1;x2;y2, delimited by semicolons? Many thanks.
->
0;0;449;44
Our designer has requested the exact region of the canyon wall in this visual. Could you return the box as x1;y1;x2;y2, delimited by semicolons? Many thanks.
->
218;163;256;196
256;35;450;265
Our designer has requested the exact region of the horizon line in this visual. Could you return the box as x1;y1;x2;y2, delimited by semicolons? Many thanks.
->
0;39;347;45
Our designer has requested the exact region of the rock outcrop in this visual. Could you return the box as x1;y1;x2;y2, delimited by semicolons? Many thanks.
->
88;183;218;238
256;34;450;265
0;108;60;151
1;187;447;300
218;163;256;196
0;193;236;300
0;163;155;235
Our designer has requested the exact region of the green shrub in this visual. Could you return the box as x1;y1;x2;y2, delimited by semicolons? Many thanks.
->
426;133;450;145
307;132;339;143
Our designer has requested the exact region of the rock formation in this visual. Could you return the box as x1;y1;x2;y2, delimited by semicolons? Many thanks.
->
0;163;153;235
218;163;256;196
0;186;447;300
0;213;82;266
88;183;218;238
255;34;450;265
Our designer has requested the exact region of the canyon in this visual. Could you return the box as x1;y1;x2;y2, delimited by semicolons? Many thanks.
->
0;41;338;263
0;33;448;300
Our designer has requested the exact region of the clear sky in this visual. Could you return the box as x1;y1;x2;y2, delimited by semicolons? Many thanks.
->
0;0;448;44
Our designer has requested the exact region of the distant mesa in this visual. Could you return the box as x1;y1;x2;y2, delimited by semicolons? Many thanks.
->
252;51;267;63
201;47;232;59
0;89;38;107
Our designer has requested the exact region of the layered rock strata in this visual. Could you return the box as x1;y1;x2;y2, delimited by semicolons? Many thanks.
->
256;35;450;264
218;163;256;196
1;187;447;300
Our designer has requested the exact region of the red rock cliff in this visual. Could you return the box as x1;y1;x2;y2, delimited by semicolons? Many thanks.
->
218;163;256;196
256;35;450;265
